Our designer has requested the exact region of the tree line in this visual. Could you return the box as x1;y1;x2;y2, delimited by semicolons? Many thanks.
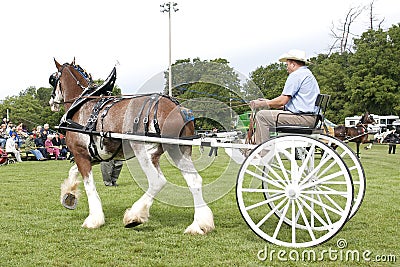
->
169;23;400;128
1;23;399;131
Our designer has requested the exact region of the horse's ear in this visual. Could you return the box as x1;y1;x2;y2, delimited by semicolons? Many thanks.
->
54;58;62;70
71;57;76;66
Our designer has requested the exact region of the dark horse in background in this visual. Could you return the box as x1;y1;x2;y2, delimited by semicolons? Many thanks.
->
334;112;375;158
48;59;214;234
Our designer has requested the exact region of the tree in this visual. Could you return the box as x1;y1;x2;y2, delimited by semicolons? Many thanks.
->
329;5;365;54
346;24;400;115
248;62;287;100
0;86;62;130
165;58;244;130
311;52;352;123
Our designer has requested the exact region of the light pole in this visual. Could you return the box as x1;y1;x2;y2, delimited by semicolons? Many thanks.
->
160;2;179;97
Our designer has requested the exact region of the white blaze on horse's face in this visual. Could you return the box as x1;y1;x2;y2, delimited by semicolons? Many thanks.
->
50;81;63;112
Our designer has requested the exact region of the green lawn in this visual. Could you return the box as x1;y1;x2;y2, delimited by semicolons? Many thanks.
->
0;143;398;266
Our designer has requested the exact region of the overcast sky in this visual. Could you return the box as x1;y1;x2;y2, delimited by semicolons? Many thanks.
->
0;0;399;100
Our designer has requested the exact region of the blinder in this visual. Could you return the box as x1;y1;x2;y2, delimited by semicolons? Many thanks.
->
49;72;60;97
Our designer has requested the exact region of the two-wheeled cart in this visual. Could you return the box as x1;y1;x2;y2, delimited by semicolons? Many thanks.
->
61;122;364;248
59;94;365;248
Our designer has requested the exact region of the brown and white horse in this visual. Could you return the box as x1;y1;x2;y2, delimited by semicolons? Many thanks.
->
49;59;214;234
334;112;375;157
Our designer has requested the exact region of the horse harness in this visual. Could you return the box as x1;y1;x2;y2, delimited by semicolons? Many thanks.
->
61;92;194;162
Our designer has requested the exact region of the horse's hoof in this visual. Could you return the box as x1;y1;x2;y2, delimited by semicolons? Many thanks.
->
124;221;142;228
62;193;78;210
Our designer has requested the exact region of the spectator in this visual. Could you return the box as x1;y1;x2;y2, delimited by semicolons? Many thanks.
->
52;133;68;159
25;133;46;161
386;131;399;154
101;160;123;186
59;133;72;160
35;133;48;158
8;126;23;148
5;133;22;162
208;128;219;157
45;135;60;160
36;125;42;135
0;123;7;148
6;122;13;136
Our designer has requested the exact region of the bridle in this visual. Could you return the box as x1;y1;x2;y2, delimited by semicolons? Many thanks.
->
49;63;94;104
358;113;374;127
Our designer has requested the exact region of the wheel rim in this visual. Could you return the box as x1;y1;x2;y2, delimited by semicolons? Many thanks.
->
236;135;354;247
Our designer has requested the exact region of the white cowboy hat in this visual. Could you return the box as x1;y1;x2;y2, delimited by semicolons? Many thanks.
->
278;49;309;63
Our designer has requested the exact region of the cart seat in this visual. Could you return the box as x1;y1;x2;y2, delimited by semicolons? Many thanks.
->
273;94;330;135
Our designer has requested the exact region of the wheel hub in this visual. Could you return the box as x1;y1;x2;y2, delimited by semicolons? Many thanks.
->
285;184;300;199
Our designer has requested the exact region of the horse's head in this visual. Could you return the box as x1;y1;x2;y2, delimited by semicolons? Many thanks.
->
49;58;93;112
359;112;375;125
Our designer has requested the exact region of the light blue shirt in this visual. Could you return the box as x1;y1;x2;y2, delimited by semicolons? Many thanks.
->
282;66;320;114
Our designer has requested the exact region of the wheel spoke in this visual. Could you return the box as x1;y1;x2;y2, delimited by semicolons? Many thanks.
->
316;192;334;226
295;199;316;241
272;198;291;239
317;185;346;211
297;197;333;228
245;192;285;211
300;170;346;190
256;197;288;227
298;144;316;178
299;153;333;187
276;152;291;184
300;193;344;215
291;200;296;243
245;169;286;189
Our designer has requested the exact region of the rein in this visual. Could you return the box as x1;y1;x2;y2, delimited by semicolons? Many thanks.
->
245;110;256;145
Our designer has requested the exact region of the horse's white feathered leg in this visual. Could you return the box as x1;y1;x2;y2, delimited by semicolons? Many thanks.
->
123;144;167;227
169;147;215;235
60;164;80;205
183;186;215;235
81;170;105;228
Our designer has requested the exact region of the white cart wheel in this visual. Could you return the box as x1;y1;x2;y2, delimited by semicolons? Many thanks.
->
262;134;365;224
236;135;354;247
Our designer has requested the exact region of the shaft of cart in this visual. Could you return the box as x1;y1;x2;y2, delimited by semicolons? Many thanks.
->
57;125;256;150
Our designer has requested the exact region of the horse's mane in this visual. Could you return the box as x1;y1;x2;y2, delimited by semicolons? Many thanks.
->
71;64;93;84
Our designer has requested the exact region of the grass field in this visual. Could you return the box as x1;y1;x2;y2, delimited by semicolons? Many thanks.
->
0;143;398;266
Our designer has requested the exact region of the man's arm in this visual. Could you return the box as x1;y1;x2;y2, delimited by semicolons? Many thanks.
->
250;95;291;109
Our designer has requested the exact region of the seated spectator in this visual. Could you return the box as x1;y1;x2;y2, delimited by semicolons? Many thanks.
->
0;123;7;148
41;124;56;143
34;133;48;158
59;134;73;160
8;126;23;148
45;135;60;160
5;133;22;162
25;133;46;161
36;125;42;135
52;133;68;159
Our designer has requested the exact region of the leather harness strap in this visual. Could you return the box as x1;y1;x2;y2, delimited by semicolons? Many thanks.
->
132;94;162;137
85;97;123;162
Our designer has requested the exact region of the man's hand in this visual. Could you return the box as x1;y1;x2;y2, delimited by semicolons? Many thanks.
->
250;98;269;110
